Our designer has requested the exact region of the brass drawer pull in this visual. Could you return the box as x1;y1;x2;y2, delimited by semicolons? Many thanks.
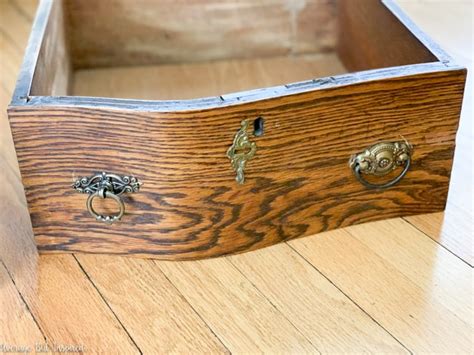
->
73;172;141;224
350;141;412;189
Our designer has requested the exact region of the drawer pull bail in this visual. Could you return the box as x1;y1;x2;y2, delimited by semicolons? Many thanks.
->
73;172;141;224
349;141;412;189
227;120;257;184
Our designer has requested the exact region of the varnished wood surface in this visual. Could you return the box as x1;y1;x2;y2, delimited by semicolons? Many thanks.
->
10;67;465;258
9;0;466;259
289;219;473;353
1;0;472;353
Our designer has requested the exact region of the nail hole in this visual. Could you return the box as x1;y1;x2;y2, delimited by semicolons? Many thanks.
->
253;117;264;137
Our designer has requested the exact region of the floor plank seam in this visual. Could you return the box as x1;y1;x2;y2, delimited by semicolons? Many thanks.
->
71;254;143;354
6;0;34;22
0;258;48;345
285;242;414;354
0;27;24;54
152;260;231;355
226;257;322;354
401;217;473;268
1;81;13;96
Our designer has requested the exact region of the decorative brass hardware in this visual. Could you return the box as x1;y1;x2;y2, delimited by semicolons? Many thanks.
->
73;172;141;224
349;141;412;189
227;120;257;184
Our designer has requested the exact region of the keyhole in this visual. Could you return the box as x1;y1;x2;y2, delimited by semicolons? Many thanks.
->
234;147;252;155
253;117;264;137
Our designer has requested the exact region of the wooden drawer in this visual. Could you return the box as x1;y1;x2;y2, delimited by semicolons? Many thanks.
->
8;0;466;259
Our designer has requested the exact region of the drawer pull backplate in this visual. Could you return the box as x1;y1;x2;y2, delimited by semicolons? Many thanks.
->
350;141;412;189
73;172;141;224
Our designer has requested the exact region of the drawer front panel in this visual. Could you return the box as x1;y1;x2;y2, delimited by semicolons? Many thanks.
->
8;69;465;259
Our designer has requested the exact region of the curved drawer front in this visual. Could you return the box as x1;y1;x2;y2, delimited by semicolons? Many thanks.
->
8;70;465;259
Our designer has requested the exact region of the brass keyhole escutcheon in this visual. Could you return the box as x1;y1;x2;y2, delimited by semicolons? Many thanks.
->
227;120;257;184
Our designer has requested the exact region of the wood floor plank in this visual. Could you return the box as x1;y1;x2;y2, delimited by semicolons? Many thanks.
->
0;154;38;303
229;243;408;353
403;137;473;266
0;71;44;350
404;207;473;266
402;128;473;266
0;0;36;48
289;219;473;354
348;219;473;326
76;254;229;354
157;258;318;353
16;255;140;353
0;31;24;91
6;0;38;21
0;261;44;350
396;0;473;265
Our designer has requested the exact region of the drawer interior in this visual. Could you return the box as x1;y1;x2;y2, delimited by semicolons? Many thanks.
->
30;0;438;100
73;54;347;100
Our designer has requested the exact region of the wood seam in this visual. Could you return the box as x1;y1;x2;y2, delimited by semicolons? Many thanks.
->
7;0;34;22
226;256;322;354
71;254;143;354
285;240;413;353
401;217;473;267
152;260;232;354
0;258;49;345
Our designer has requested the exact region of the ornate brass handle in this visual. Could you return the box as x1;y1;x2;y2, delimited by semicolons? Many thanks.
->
349;141;412;189
73;172;141;224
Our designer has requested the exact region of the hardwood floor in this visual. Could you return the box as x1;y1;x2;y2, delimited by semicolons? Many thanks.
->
0;0;472;353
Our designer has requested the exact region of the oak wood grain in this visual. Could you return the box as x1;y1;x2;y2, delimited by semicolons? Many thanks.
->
7;0;467;261
0;4;143;351
1;0;473;353
9;67;466;259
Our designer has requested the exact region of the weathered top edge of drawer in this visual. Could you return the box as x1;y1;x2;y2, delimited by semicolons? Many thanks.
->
9;62;466;114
